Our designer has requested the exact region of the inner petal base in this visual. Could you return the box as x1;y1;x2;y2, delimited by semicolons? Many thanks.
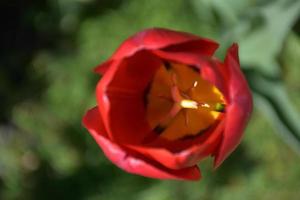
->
146;61;225;140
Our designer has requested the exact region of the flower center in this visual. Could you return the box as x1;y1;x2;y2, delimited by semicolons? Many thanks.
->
146;61;225;140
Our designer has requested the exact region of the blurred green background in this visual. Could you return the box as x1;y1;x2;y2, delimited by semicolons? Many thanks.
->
0;0;300;199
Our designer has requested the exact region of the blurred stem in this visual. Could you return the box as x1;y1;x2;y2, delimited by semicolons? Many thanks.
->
248;71;300;154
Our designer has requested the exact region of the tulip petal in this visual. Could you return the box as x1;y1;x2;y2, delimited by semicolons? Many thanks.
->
125;119;224;170
214;44;253;168
96;51;162;144
95;28;218;73
82;107;201;180
161;40;219;57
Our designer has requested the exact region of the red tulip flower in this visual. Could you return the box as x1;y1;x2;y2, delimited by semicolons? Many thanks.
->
82;28;253;181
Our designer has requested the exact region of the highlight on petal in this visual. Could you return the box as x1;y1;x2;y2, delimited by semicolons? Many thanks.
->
82;107;201;180
214;44;253;168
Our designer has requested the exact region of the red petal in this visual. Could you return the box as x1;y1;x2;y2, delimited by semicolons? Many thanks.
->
161;39;219;57
95;28;218;73
214;44;253;168
125;118;224;170
96;51;161;144
200;58;229;101
94;60;112;74
82;107;201;180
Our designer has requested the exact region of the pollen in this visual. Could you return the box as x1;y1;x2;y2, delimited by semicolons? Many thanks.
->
146;61;225;140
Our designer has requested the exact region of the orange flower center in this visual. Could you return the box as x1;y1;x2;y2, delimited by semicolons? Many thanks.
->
146;61;225;140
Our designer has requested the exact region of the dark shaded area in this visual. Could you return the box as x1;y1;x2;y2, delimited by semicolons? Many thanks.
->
0;0;125;124
63;122;89;153
0;178;4;197
0;0;52;123
22;159;154;200
211;145;259;186
24;160;114;200
292;18;300;34
80;0;125;19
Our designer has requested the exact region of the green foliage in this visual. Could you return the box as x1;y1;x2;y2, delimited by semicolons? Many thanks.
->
0;0;299;199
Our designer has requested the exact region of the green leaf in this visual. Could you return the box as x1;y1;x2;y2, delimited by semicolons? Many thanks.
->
248;71;300;154
212;0;300;77
239;0;300;77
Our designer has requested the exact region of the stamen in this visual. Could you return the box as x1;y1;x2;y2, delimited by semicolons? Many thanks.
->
171;73;177;86
185;81;198;93
200;103;210;108
183;110;189;128
180;100;198;109
193;81;198;87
